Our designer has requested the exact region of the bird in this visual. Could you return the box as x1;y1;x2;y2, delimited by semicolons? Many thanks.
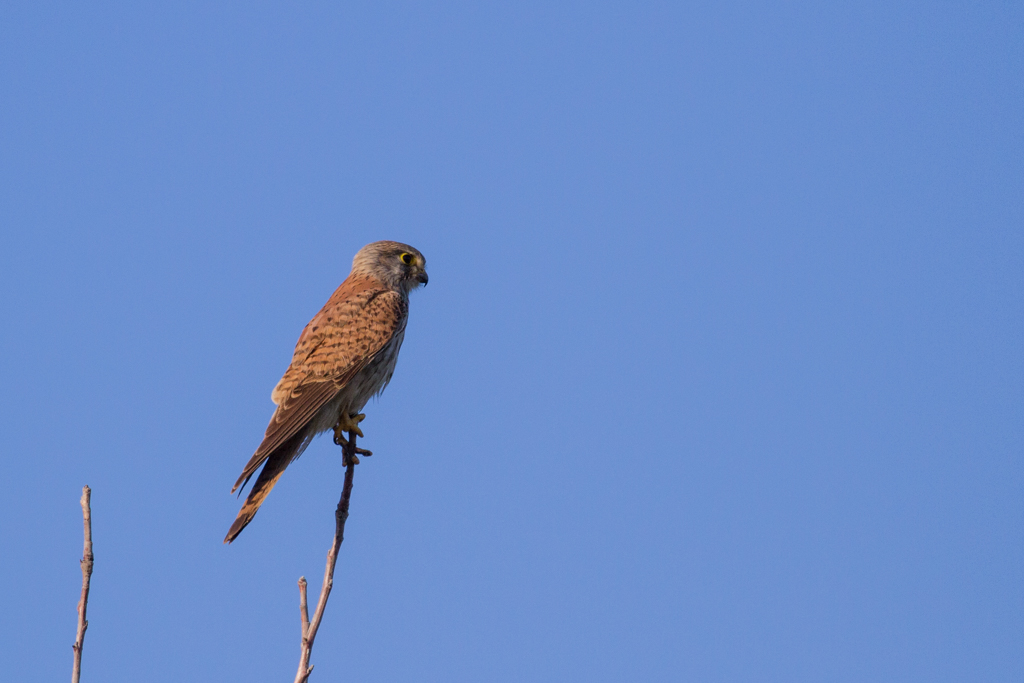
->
224;240;428;544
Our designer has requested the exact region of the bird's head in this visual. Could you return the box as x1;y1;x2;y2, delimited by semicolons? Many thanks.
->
351;241;428;294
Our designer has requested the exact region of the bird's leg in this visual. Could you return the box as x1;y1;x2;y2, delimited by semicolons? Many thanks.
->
336;412;366;439
332;423;348;447
333;413;372;466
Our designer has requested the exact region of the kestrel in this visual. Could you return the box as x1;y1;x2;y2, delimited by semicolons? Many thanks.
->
225;241;428;543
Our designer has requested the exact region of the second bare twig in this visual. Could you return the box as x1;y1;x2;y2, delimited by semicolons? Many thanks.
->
72;486;94;683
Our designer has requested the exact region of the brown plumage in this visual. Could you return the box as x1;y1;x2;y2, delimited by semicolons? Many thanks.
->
225;241;427;543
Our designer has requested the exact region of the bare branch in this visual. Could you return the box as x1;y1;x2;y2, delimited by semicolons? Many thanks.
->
72;486;94;683
295;431;358;683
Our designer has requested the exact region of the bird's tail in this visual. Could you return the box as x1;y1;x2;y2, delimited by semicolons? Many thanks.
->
224;431;306;544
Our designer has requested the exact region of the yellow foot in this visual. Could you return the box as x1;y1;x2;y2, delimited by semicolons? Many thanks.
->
333;430;373;455
336;412;365;438
333;413;373;465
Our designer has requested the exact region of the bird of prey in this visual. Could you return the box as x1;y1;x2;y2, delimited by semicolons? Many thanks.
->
225;241;428;543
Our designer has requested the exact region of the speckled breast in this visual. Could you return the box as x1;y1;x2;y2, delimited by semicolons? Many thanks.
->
337;322;407;415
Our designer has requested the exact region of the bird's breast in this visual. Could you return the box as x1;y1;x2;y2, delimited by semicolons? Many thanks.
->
336;326;406;417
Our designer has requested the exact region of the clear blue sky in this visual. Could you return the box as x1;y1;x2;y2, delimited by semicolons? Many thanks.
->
1;2;1021;681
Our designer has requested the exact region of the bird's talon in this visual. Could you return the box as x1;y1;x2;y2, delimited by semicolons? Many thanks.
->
336;412;366;438
350;413;366;438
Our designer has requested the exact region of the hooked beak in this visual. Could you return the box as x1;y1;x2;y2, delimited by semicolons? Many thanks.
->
416;270;429;286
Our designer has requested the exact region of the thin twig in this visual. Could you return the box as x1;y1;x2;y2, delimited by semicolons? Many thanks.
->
72;486;94;683
294;431;358;683
298;577;310;637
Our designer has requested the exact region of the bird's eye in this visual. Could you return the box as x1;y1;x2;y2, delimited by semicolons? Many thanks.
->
400;252;414;265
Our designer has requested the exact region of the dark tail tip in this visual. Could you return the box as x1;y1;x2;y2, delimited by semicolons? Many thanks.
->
223;513;252;544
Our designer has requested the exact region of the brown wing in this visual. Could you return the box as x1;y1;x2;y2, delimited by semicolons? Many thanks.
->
271;275;394;403
230;280;406;493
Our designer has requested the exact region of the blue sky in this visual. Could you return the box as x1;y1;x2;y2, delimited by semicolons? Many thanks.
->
1;1;1021;681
